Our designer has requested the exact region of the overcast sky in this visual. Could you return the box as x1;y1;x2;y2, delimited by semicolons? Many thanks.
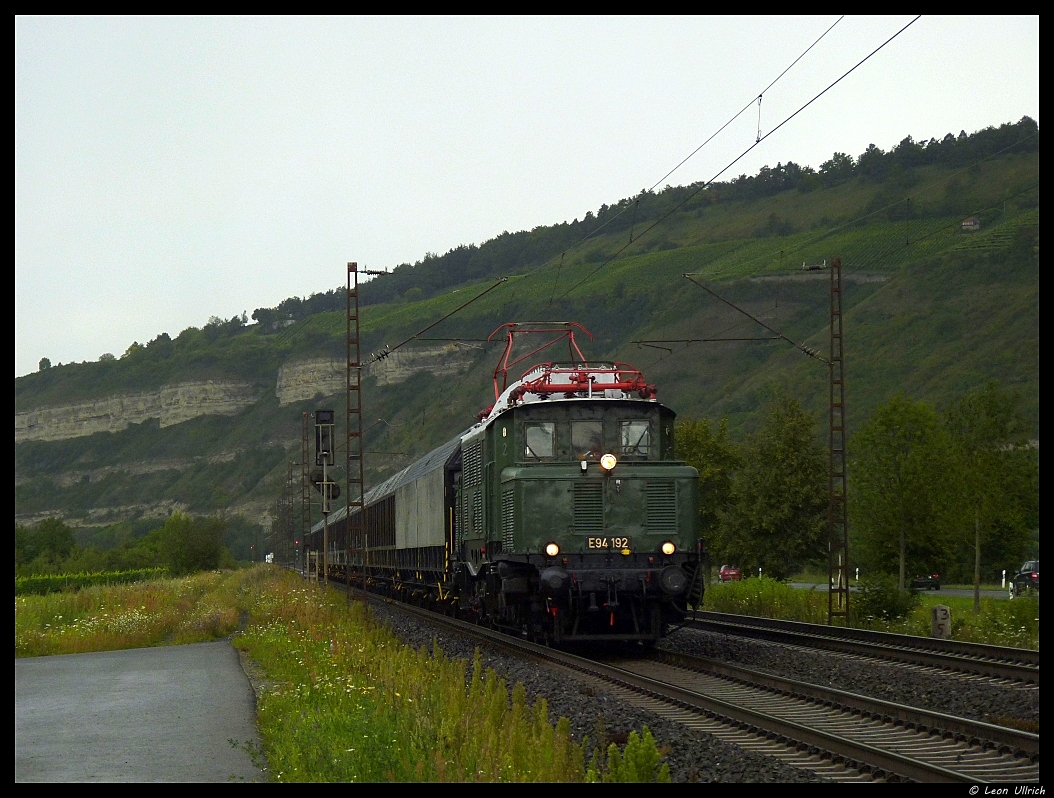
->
15;15;1039;378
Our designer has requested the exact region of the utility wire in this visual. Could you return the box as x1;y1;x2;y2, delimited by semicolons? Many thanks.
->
688;129;1039;279
648;16;845;196
633;336;780;344
683;274;828;363
365;277;507;366
554;15;922;301
529;15;844;303
667;180;1038;372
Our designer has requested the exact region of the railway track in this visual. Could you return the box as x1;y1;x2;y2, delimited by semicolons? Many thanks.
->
359;590;1039;783
684;611;1040;686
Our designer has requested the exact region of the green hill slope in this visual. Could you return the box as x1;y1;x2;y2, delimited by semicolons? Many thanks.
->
14;128;1039;543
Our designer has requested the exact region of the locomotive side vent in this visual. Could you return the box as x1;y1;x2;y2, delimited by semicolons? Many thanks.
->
573;482;604;533
646;481;677;535
463;439;485;538
463;440;483;488
472;491;483;535
501;489;515;550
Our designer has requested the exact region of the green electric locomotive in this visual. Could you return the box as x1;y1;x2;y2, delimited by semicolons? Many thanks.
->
307;322;703;644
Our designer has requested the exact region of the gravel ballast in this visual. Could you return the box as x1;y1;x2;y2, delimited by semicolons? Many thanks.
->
657;625;1040;726
368;601;820;783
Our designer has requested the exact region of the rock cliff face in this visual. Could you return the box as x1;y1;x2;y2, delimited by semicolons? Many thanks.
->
275;345;475;406
14;345;477;444
14;381;260;443
274;359;345;406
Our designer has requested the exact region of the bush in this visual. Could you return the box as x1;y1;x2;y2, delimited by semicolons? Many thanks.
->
852;574;921;623
588;727;670;783
703;576;828;624
158;513;229;574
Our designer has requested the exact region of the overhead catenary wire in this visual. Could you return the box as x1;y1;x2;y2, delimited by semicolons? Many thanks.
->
553;15;922;302
649;178;1038;376
365;277;507;366
525;15;845;304
687;128;1040;280
682;274;828;363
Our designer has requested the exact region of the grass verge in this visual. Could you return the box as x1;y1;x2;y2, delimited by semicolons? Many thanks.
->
703;577;1039;649
235;567;669;782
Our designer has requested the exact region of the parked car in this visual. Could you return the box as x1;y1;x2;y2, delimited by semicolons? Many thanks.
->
1009;560;1040;599
718;565;742;582
910;573;942;591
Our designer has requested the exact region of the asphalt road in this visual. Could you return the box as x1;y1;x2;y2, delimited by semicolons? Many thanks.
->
15;641;265;782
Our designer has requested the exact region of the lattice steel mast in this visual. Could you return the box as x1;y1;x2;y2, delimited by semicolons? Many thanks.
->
828;257;849;623
346;263;367;597
301;411;310;574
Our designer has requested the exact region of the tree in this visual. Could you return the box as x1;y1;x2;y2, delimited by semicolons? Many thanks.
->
38;357;51;371
158;513;228;574
851;394;957;590
719;398;827;580
35;517;76;559
945;382;1038;612
674;417;740;560
15;523;36;567
15;517;76;573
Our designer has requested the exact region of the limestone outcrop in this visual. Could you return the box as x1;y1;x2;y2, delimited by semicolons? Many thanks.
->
15;380;260;444
275;345;475;406
14;344;477;444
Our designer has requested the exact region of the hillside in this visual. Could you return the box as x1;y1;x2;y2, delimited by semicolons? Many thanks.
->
14;120;1040;548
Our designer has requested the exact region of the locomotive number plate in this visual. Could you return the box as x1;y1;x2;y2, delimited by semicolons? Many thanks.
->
587;537;630;549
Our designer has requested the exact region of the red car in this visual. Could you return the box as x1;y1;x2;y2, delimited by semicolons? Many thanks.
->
718;565;741;582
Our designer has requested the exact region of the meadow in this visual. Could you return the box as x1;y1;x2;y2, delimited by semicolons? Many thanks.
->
15;570;241;657
15;566;668;783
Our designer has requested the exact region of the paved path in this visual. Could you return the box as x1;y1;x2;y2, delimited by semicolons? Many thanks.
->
15;641;265;782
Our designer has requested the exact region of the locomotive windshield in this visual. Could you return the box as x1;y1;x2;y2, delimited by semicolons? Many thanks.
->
620;420;651;457
571;420;604;460
524;422;555;459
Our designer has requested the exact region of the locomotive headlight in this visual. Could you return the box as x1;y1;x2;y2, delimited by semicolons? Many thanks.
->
661;541;676;555
545;542;560;557
600;453;617;471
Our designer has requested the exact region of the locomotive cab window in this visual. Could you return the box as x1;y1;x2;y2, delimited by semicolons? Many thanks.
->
620;420;651;458
524;422;555;460
571;421;604;461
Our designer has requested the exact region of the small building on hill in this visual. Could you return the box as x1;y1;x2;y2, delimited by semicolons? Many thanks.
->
961;216;981;232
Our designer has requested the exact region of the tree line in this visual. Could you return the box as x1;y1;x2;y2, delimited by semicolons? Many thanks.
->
15;513;238;577
676;381;1038;601
238;117;1038;317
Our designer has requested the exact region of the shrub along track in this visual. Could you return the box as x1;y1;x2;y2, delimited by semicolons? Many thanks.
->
354;589;1039;783
686;612;1040;686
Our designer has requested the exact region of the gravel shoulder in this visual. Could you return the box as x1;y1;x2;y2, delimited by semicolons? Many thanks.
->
367;602;821;783
657;625;1039;727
